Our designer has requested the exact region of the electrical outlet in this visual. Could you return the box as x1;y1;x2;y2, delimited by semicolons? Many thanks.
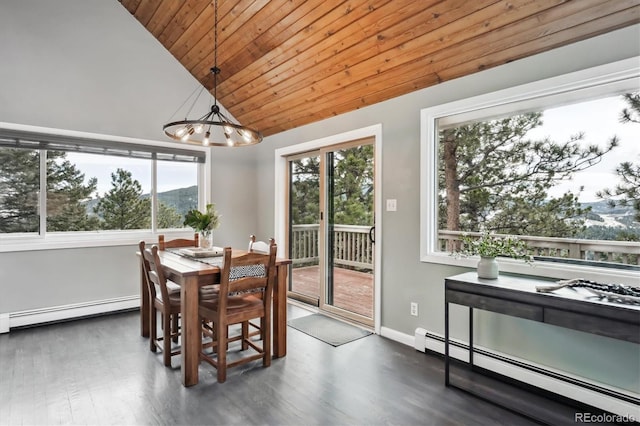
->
410;302;418;316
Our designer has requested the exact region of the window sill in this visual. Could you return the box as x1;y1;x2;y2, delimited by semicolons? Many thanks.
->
421;252;639;286
0;230;195;253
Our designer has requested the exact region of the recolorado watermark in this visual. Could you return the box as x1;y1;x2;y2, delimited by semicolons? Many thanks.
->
575;412;636;423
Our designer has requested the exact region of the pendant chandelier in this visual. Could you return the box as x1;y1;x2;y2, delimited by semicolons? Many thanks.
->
162;0;262;147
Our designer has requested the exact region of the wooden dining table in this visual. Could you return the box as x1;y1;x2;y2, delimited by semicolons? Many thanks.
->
138;247;291;387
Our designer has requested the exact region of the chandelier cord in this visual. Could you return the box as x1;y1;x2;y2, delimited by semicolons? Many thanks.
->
166;83;205;122
213;0;218;107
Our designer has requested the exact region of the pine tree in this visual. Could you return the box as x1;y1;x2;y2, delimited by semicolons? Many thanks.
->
289;145;374;227
157;201;183;229
0;149;99;233
290;156;320;225
331;145;374;226
439;112;618;237
94;168;150;230
46;151;100;231
597;92;640;223
0;148;39;232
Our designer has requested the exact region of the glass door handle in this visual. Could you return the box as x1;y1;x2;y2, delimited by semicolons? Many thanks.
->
369;226;375;244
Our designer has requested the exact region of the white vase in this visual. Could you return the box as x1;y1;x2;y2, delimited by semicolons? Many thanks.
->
477;256;499;279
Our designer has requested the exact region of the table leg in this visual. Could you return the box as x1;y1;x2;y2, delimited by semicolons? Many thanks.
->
181;275;200;387
140;261;149;338
272;264;288;358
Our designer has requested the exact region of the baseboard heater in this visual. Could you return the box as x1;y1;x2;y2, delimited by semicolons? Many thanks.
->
0;296;140;333
415;327;639;419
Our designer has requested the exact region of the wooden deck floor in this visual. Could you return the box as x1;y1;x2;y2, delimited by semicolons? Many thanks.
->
291;265;373;318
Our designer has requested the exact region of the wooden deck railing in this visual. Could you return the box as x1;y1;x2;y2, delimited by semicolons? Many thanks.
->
290;224;373;271
438;230;640;266
291;225;640;268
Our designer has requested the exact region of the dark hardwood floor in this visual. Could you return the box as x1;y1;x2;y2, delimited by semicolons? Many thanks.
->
1;304;550;425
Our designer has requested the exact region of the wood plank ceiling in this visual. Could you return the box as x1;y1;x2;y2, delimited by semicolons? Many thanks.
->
120;0;640;137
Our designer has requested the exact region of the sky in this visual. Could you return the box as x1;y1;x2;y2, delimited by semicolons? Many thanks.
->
525;95;638;203
66;153;197;196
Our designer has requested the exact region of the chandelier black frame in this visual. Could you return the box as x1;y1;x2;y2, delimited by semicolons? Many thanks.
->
162;0;262;147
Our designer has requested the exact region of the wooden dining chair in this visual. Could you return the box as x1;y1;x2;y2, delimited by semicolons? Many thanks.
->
158;233;214;338
141;241;218;367
247;235;275;339
248;235;274;253
140;241;182;366
158;233;199;251
199;242;277;383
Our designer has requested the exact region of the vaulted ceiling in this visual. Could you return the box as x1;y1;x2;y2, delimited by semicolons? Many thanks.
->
120;0;639;137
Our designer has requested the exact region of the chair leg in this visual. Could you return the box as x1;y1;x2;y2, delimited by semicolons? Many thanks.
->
241;321;249;351
260;318;265;340
150;307;157;353
217;320;227;383
172;314;179;343
263;312;271;368
163;312;172;367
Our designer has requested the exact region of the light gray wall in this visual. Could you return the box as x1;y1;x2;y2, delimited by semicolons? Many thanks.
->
254;26;640;392
0;245;138;312
0;0;257;311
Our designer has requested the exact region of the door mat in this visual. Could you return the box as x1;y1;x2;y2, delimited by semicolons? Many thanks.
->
287;313;372;347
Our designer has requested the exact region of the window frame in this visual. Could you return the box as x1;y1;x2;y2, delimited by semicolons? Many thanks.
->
0;122;210;252
420;57;640;285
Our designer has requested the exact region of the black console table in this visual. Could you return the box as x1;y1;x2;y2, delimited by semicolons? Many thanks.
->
444;272;640;423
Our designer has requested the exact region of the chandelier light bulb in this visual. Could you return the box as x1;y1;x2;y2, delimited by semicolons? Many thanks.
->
240;129;252;142
194;124;204;134
203;131;210;146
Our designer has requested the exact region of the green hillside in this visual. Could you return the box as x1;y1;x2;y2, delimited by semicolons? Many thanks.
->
85;185;198;218
155;185;198;217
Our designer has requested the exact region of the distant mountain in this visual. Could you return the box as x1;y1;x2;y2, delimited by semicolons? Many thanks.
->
84;185;198;218
155;185;198;217
580;200;637;224
579;200;639;240
580;200;634;216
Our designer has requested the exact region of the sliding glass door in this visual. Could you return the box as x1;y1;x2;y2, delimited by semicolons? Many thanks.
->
287;138;375;326
288;153;321;305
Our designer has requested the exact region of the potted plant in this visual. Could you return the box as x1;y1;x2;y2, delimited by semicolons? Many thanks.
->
183;203;221;249
453;231;533;279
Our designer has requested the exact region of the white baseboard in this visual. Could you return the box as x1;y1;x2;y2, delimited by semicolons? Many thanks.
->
0;313;9;333
415;328;640;419
2;296;140;333
380;326;415;346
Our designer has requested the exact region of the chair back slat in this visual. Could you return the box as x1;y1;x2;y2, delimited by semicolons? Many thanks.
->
218;243;277;310
248;235;274;254
143;244;172;303
159;233;199;250
139;241;156;300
